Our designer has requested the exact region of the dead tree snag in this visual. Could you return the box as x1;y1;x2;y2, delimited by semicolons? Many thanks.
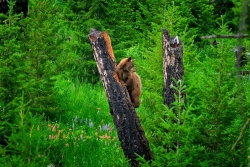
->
162;28;185;108
88;28;153;167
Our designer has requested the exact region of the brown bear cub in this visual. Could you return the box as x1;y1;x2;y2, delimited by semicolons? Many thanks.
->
114;57;141;108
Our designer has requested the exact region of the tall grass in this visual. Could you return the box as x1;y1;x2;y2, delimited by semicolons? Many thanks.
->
51;77;129;166
0;78;129;167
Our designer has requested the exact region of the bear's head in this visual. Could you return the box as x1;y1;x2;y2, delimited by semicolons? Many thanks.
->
119;57;134;72
116;57;135;83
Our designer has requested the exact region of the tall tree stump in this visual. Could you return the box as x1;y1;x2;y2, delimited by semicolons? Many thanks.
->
162;28;185;108
88;28;153;167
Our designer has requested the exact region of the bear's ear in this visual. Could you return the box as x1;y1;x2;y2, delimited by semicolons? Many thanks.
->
127;57;132;61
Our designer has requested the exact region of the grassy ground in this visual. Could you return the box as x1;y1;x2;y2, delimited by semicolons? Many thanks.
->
0;78;130;167
49;78;130;166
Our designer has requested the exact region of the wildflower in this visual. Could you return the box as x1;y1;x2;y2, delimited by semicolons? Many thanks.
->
102;124;109;131
52;126;56;132
48;124;52;127
58;130;62;137
49;135;56;140
65;143;69;147
80;134;83;140
105;134;111;139
97;107;101;114
99;134;111;139
89;121;94;128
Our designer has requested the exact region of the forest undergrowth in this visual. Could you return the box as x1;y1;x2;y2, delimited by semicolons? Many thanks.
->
0;0;250;166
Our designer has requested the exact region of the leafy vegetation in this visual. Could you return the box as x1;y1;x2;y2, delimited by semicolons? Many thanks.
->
0;0;249;166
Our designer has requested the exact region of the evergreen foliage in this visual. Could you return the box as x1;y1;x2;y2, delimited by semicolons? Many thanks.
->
0;0;249;166
0;0;26;145
19;0;61;115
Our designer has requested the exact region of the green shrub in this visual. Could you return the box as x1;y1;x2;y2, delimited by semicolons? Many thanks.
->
0;93;51;166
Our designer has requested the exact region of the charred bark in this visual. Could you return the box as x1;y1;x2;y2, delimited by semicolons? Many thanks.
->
235;46;247;69
88;28;153;167
162;28;185;108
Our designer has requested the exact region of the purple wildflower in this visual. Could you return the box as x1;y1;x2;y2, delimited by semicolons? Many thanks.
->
102;124;109;131
89;121;94;128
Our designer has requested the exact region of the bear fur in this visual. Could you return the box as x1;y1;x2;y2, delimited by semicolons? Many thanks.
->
114;57;142;108
114;57;134;86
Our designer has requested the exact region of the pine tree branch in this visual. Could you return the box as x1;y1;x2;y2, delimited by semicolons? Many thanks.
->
230;118;250;152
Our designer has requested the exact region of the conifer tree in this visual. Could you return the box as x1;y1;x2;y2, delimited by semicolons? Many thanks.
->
57;0;104;83
0;0;25;145
19;0;63;115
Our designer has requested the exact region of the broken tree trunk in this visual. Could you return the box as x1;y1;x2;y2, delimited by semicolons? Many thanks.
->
88;28;153;167
162;28;185;108
235;46;249;75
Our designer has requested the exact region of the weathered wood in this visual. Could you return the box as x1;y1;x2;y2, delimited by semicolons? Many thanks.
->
162;28;185;108
235;46;247;69
88;28;153;167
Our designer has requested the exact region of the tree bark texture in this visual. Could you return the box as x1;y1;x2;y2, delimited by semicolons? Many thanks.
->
162;28;185;108
235;46;247;71
88;28;153;167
